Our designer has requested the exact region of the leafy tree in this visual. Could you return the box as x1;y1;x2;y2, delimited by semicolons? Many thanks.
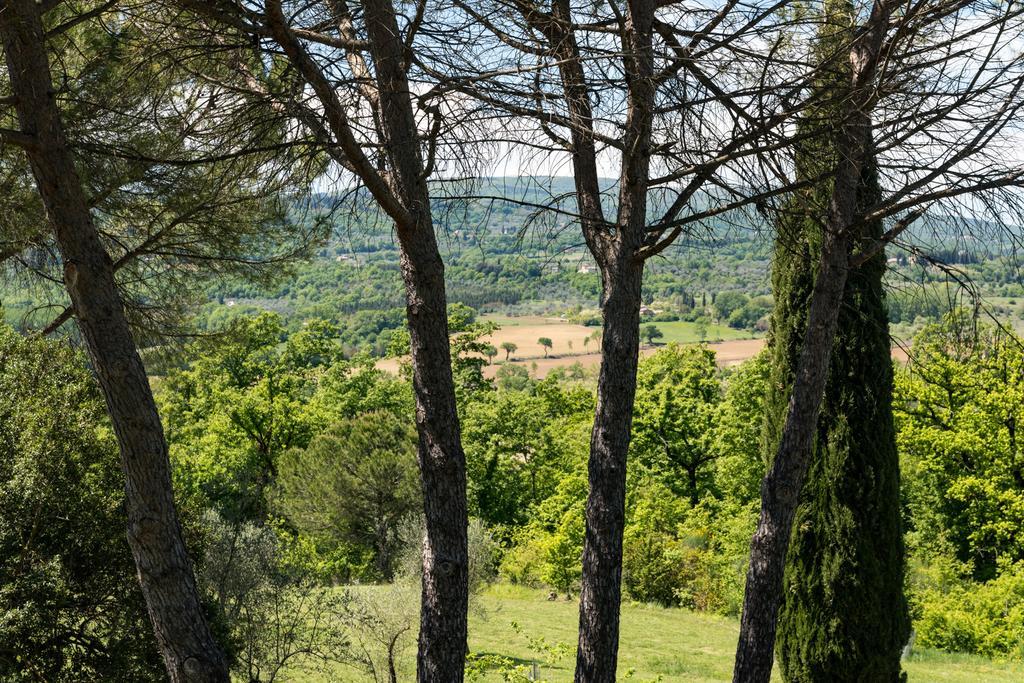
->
673;499;758;616
895;315;1024;580
538;337;553;357
501;341;518;360
274;413;420;580
497;420;591;589
714;353;771;504
0;325;162;681
160;314;324;521
160;313;411;525
640;324;664;346
713;291;749;322
461;381;594;528
483;344;498;365
495;363;533;392
727;297;772;331
448;308;499;396
631;345;721;506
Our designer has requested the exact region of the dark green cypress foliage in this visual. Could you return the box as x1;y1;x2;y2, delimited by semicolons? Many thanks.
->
766;3;910;680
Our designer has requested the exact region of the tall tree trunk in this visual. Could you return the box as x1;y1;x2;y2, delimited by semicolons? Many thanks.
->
260;0;470;672
261;0;470;675
0;2;229;681
732;4;890;677
572;1;653;678
732;226;852;683
574;256;644;683
397;219;469;682
359;1;469;679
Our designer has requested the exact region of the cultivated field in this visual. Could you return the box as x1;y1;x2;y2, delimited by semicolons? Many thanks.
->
375;315;914;378
377;315;766;377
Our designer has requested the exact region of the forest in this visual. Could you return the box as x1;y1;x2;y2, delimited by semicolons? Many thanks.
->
2;1;1024;683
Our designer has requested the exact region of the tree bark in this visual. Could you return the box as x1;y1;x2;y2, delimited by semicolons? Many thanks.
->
574;256;644;682
0;1;229;681
732;226;851;683
351;1;471;678
571;1;654;678
398;222;469;683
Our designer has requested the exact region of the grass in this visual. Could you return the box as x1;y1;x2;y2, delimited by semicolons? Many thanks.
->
468;585;1024;682
646;320;758;345
282;584;1024;682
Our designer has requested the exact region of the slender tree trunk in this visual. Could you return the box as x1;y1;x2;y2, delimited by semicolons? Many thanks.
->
0;2;228;681
398;220;469;682
732;227;851;683
360;1;469;679
573;2;653;678
575;255;644;683
260;0;470;674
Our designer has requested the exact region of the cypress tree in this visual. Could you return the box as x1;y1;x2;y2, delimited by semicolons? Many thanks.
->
766;2;910;679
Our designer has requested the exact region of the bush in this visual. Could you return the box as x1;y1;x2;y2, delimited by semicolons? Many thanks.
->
622;480;688;606
914;563;1024;659
499;509;584;597
619;484;756;615
539;510;585;597
673;502;756;616
622;529;686;606
198;511;350;682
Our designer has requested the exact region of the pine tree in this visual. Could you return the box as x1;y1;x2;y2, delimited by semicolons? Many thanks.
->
765;2;910;679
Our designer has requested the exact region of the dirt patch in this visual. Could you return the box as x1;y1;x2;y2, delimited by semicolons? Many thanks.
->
483;321;601;360
375;331;906;380
376;337;767;379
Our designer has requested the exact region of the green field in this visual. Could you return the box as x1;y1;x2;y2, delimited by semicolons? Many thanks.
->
289;584;1024;682
648;320;758;344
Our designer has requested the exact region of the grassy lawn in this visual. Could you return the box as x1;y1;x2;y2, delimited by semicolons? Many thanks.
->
284;584;1024;682
467;585;1024;682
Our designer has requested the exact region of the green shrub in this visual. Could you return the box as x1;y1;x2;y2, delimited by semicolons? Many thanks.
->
622;480;688;606
622;528;686;606
674;501;756;616
915;563;1024;659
